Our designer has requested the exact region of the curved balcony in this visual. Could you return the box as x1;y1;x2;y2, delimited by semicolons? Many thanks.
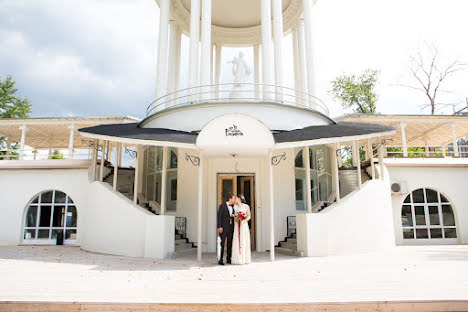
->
146;83;329;118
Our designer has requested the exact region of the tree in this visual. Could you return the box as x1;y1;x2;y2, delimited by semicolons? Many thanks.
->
400;43;465;115
330;69;379;114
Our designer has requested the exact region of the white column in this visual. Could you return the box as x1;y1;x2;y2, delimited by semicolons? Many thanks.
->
304;147;312;213
18;125;27;160
68;124;75;159
99;141;105;182
302;0;316;102
292;27;301;104
268;151;275;261
197;154;204;261
261;0;274;99
368;139;375;179
297;20;308;104
400;122;408;157
160;146;168;215
91;139;98;181
118;143;123;167
254;44;260;100
200;0;212;100
168;21;182;103
451;122;459;157
189;0;201;94
272;0;283;102
352;143;358;167
353;141;362;189
337;143;342;167
424;136;430;156
379;143;385;181
155;0;170;99
215;45;222;99
133;145;141;204
333;143;341;202
113;143;121;191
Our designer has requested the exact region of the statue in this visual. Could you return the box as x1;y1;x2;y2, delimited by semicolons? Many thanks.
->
228;51;252;98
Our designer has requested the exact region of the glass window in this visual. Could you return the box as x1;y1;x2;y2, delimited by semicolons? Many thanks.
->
25;206;37;227
401;188;457;241
295;149;304;168
169;149;178;169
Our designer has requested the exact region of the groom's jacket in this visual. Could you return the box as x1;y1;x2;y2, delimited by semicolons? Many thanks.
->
217;203;234;233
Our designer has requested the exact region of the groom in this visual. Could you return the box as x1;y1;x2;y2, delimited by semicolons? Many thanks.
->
217;193;236;265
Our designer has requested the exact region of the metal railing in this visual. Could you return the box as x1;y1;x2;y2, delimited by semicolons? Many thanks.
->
287;216;296;237
175;217;187;238
146;83;329;117
384;145;468;158
0;148;92;161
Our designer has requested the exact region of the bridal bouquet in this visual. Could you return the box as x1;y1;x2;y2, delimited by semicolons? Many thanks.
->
234;211;247;222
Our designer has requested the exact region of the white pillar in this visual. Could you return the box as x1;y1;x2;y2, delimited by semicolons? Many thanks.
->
353;141;362;189
68;124;75;159
379;143;385;181
400;122;408;157
333;143;341;202
337;143;342;167
168;21;182;103
91;139;98;181
261;0;274;99
268;151;275;261
133;145;141;204
113;143;121;191
118;143;123;167
297;20;308;105
424;137;430;156
292;27;301;104
155;0;170;99
215;45;222;99
189;0;201;94
254;44;260;100
197;154;204;261
18;125;27;160
99;141;105;182
302;0;316;102
272;0;283;102
368;139;375;179
451;122;459;157
200;0;212;101
304;147;312;213
160;147;168;215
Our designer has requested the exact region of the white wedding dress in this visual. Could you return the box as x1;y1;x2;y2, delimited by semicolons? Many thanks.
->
231;203;251;265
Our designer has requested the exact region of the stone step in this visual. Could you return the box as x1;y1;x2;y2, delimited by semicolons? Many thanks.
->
286;238;297;244
279;241;297;250
175;239;188;245
175;243;193;252
175;234;181;240
172;247;197;257
275;247;304;257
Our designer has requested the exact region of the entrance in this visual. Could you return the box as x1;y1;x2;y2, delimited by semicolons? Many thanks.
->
217;174;256;250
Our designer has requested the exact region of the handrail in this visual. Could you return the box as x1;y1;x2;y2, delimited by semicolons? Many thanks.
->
146;83;329;117
384;145;468;158
0;148;92;161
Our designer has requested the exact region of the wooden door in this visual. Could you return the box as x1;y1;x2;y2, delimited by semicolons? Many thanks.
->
217;175;237;206
240;176;255;250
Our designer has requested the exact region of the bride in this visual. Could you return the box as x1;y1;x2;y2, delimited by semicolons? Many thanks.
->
232;195;251;265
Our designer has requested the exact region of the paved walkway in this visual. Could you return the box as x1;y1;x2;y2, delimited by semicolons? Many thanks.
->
0;245;468;303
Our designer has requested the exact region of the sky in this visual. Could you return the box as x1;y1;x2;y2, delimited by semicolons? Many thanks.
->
0;0;467;119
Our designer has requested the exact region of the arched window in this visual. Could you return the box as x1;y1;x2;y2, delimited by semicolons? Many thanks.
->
401;188;457;241
23;190;78;244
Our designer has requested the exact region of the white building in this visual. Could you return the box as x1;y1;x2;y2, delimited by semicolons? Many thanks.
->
0;0;466;261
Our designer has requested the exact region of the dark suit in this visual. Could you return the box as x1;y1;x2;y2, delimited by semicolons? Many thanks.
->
217;202;234;262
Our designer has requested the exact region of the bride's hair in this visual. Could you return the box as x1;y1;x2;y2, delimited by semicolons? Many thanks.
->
238;195;246;204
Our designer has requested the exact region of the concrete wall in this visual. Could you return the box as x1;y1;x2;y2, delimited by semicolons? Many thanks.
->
387;165;468;245
81;181;174;258
297;179;395;256
0;168;89;245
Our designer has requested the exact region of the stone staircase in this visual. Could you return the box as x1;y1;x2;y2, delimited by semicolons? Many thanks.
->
103;167;135;200
275;232;304;257
339;167;371;198
173;233;196;257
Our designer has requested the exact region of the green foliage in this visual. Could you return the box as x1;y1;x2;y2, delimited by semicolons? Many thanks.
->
330;69;379;114
51;150;64;160
0;76;32;119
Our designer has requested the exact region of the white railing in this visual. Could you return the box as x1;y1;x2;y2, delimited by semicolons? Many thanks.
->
0;148;92;161
384;145;468;158
146;83;329;117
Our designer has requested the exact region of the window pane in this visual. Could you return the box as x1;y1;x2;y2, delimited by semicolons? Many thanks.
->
309;147;316;170
54;191;67;203
414;206;426;225
444;228;457;239
317;148;325;171
401;205;413;227
403;228;414;239
442;205;455;226
295;149;303;168
52;206;65;227
24;229;36;240
146;174;155;201
428;206;440;225
403;195;411;203
66;206;78;227
425;189;439;203
40;191;53;203
67;196;74;204
430;228;443;239
295;178;304;201
169;150;178;169
319;174;328;201
416;229;428;239
170;179;177;201
38;229;50;239
31;195;39;204
65;229;77;240
39;206;52;227
26;206;38;227
412;189;425;203
440;194;449;203
147;148;156;172
51;229;63;239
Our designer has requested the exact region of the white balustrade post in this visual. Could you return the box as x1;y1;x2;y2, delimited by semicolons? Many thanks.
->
18;125;28;160
133;145;141;205
379;144;385;181
297;20;308;105
302;0;316;104
113;143;121;191
261;0;274;100
99;140;105;182
155;0;170;100
451;123;459;157
200;0;212;101
368;139;375;179
353;141;361;189
337;142;342;168
160;146;168;215
268;151;275;261
189;0;201;99
197;153;204;261
5;138;10;160
304;147;312;213
400;122;408;157
292;27;301;105
333;143;341;202
254;44;260;100
424;137;430;156
215;45;222;99
91;139;98;181
68;124;75;159
272;0;283;102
